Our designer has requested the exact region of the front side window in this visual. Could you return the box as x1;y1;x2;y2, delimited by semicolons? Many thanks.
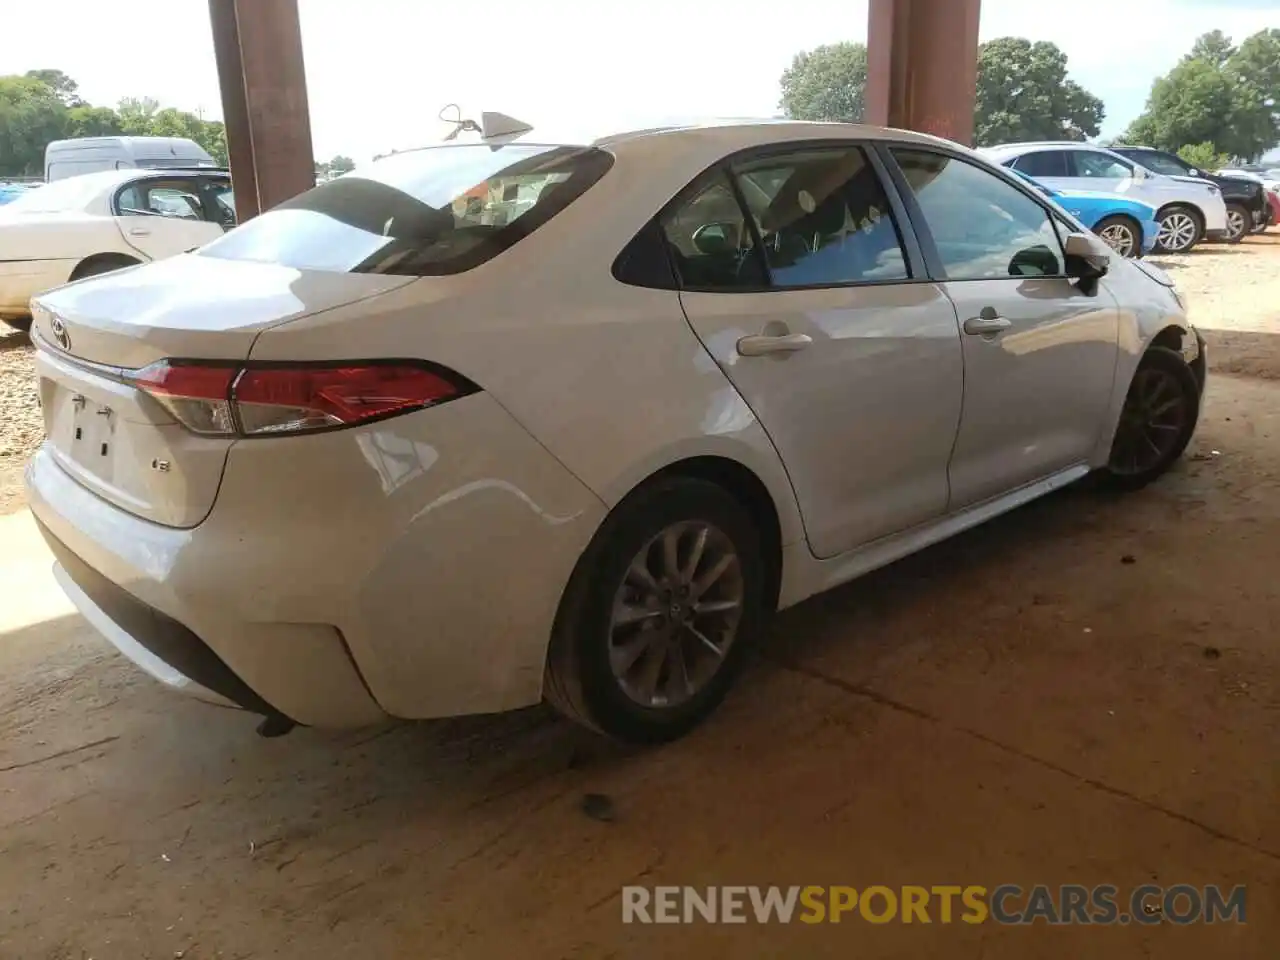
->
1129;151;1188;177
199;144;613;275
731;146;909;286
1072;152;1133;180
1011;151;1069;178
892;149;1064;281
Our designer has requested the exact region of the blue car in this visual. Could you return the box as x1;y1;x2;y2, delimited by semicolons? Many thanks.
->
0;182;33;206
1011;171;1159;258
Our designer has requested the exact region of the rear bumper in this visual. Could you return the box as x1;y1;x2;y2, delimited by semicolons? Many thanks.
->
0;259;76;319
25;392;607;727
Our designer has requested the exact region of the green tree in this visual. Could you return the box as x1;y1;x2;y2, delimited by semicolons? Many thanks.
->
974;38;1104;145
64;105;123;138
0;75;67;175
328;155;355;175
1126;31;1280;161
24;68;83;106
779;43;868;122
1177;142;1230;172
116;96;161;135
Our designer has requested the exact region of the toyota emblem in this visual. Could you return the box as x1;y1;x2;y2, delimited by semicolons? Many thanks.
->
51;315;71;351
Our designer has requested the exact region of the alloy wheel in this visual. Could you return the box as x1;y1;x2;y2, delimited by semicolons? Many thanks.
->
1109;366;1190;477
1098;223;1137;258
608;520;744;708
1157;213;1198;253
1225;208;1247;241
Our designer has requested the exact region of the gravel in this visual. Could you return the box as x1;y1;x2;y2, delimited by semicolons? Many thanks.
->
0;328;38;515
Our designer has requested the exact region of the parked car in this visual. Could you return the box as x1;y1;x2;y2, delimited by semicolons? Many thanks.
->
980;142;1229;254
0;167;234;331
0;182;36;206
26;119;1205;744
1110;146;1269;240
44;136;217;182
1012;171;1158;258
1218;169;1280;229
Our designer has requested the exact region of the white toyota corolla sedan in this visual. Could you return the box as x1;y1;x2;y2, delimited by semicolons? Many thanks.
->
25;119;1206;743
0;168;235;331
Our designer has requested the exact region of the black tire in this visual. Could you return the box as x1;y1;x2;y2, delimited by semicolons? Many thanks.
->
1224;203;1249;244
2;316;32;332
544;476;767;744
1154;205;1204;254
1101;346;1201;491
1094;215;1141;259
70;255;140;282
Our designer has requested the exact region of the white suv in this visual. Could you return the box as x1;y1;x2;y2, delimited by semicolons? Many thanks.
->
980;142;1228;254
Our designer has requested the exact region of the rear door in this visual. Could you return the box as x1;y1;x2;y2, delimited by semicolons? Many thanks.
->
113;175;226;260
666;143;964;559
887;146;1121;508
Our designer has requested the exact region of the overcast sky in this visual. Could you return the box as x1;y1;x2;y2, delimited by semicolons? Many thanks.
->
6;0;1279;162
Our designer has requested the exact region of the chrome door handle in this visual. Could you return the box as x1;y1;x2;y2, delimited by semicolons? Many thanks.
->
737;333;813;357
963;314;1011;336
129;228;151;237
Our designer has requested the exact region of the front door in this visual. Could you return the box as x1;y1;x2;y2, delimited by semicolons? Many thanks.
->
889;148;1122;508
663;144;964;559
113;176;226;260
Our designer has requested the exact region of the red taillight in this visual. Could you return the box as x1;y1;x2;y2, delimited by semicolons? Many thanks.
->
131;360;476;437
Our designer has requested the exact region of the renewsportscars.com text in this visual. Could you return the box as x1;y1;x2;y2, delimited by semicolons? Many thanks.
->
622;884;1246;925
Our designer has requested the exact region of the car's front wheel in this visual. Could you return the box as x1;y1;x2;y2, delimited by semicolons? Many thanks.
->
1095;215;1141;258
1155;206;1203;254
544;476;766;743
1102;346;1201;490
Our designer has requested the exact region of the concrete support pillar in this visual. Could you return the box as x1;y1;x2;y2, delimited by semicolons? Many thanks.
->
208;0;315;221
865;0;982;146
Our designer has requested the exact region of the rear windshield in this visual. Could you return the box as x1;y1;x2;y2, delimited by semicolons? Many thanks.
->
199;143;613;276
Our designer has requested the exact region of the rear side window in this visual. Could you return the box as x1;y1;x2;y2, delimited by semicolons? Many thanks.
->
1011;151;1068;178
199;144;613;275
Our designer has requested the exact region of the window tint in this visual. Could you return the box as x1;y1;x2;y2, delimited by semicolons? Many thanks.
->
659;169;766;289
1126;151;1187;177
1071;151;1132;180
892;149;1065;281
731;147;909;286
1011;151;1068;178
199;144;612;275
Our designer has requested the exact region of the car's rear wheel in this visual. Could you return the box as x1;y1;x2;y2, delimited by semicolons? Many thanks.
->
1102;346;1200;490
1094;216;1141;258
1224;203;1249;244
544;476;766;743
1155;206;1203;254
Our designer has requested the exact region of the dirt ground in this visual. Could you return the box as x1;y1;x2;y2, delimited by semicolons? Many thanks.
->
2;238;1280;958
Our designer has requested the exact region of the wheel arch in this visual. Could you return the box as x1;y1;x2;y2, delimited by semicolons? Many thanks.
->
69;252;143;282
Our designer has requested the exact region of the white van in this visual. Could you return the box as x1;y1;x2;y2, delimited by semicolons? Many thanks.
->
44;136;217;182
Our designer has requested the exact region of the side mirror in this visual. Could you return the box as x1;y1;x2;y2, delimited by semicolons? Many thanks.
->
1132;166;1149;181
1064;232;1111;291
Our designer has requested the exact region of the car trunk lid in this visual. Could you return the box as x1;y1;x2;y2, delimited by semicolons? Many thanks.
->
31;254;413;527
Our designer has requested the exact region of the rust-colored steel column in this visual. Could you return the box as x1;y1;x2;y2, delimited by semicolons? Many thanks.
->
208;0;315;221
866;0;982;145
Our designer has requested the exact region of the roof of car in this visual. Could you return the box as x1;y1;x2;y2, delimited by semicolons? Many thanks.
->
389;118;960;156
981;141;1122;159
